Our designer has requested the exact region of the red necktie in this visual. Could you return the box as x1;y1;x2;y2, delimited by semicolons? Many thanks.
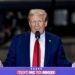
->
32;40;41;67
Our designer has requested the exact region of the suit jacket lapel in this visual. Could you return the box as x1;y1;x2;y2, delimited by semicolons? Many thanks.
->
44;32;52;67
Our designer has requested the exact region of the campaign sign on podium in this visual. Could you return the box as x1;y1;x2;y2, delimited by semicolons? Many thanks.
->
0;67;75;75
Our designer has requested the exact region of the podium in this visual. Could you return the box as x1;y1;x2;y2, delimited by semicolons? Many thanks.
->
0;67;75;75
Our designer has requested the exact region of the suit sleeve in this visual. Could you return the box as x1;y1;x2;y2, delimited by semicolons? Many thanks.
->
3;37;18;67
56;38;72;67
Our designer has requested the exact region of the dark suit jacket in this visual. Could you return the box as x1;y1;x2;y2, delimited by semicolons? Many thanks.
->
3;32;71;67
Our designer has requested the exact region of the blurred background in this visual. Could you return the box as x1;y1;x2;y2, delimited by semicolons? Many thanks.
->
0;0;75;64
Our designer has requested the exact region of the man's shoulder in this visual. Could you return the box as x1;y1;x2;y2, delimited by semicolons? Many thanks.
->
45;32;61;40
12;31;30;41
45;32;62;45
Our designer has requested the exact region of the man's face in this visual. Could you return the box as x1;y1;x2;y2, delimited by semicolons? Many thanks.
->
29;15;47;34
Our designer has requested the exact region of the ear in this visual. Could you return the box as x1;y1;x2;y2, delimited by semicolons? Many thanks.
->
45;21;48;27
29;21;31;28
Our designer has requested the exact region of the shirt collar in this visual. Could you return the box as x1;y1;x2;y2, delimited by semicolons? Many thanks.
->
31;31;45;41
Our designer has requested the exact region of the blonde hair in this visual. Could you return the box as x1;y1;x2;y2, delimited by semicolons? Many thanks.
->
28;9;48;21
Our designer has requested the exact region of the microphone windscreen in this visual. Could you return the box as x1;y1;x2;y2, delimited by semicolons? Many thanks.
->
35;31;40;40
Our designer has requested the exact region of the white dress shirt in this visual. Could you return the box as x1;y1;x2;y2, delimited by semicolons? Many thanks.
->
30;32;45;67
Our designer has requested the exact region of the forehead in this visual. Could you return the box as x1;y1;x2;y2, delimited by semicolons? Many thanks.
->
29;14;44;20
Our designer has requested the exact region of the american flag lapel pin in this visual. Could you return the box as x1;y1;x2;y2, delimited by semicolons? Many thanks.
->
49;40;51;43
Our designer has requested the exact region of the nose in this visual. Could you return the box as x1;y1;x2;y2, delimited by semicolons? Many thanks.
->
35;21;39;26
35;21;40;30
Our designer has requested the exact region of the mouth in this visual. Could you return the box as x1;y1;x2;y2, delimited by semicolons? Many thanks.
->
35;27;40;31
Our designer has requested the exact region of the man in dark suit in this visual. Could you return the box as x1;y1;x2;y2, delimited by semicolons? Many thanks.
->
3;9;71;67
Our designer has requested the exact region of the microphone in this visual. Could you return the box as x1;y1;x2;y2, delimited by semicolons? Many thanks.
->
35;31;40;40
